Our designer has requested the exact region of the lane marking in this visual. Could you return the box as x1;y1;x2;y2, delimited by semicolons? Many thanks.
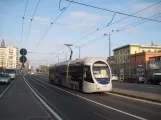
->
36;75;48;80
23;76;63;120
31;76;147;120
29;75;112;120
94;112;111;120
0;79;16;99
140;86;155;89
26;76;69;120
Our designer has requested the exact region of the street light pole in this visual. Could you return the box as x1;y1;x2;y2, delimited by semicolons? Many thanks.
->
104;34;111;64
109;34;111;65
57;53;59;63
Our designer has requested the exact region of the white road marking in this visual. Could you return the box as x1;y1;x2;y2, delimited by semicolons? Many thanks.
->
0;80;16;99
140;86;155;89
93;112;111;120
23;76;63;120
31;76;147;120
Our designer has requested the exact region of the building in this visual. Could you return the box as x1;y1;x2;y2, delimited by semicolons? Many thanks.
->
112;43;161;80
130;52;161;76
0;40;18;68
113;44;161;64
149;56;161;70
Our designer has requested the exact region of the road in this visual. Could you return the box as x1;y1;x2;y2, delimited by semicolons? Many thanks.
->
0;79;15;97
22;74;161;120
112;81;161;95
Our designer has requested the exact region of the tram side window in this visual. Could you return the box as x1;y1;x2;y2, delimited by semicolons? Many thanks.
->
57;66;66;76
84;66;94;83
69;65;83;81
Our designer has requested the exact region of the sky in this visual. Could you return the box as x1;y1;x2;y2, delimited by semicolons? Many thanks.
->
0;0;161;68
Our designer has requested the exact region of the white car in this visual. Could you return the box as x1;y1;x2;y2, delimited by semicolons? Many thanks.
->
0;73;11;84
112;74;119;81
5;69;16;79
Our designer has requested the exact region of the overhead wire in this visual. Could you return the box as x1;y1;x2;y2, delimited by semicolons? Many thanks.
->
112;13;161;33
20;0;28;49
0;12;92;28
65;0;161;23
24;0;41;48
77;13;161;48
52;1;161;61
28;52;57;54
71;0;161;45
31;0;73;52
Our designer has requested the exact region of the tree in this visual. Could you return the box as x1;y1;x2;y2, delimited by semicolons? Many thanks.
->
0;67;4;72
39;65;49;73
36;68;39;72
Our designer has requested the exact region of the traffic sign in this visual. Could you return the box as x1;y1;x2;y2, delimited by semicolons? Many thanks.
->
20;48;27;55
19;55;27;63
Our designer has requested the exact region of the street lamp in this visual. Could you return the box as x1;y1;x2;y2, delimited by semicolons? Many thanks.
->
75;46;80;59
104;34;111;64
64;44;73;60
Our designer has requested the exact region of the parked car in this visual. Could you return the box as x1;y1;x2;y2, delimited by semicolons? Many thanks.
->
124;75;146;83
4;68;16;79
0;73;11;85
112;74;119;81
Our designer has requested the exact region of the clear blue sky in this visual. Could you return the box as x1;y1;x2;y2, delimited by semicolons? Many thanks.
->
0;0;161;67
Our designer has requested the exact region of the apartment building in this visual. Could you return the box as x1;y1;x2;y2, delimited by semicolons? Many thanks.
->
112;43;161;79
113;44;161;64
0;40;18;68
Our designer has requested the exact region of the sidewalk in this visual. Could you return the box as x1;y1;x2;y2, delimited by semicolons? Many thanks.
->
0;76;53;120
112;88;161;103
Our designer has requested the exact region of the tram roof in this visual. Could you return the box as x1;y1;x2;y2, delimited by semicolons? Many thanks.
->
50;57;107;67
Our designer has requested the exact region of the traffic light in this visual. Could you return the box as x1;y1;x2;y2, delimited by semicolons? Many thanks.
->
19;48;27;67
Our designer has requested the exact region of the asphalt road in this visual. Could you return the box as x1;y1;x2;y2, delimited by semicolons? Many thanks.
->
112;81;161;95
24;74;161;120
0;75;53;120
0;80;14;96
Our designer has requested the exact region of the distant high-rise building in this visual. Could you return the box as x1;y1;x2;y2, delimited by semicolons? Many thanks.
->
1;39;5;48
0;40;18;68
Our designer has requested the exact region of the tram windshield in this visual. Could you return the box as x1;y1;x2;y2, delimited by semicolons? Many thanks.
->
93;61;110;79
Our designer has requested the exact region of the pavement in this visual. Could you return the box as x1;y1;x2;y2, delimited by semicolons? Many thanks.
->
111;81;161;102
112;81;161;95
24;75;161;120
1;74;161;120
0;75;53;120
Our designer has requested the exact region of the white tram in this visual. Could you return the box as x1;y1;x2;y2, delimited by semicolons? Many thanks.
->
49;57;112;93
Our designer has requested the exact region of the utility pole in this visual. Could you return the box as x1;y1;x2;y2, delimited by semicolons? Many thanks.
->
57;53;59;63
109;34;111;65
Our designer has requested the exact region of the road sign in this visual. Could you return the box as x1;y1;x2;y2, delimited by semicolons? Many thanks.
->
19;55;27;63
20;48;27;55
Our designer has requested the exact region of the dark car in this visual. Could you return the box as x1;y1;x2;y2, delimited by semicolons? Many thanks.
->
124;75;146;83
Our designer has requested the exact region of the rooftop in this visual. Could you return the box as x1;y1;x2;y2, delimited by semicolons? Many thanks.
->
113;44;161;51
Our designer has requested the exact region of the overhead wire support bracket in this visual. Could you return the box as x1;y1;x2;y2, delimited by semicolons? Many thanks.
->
59;0;66;11
107;12;116;26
